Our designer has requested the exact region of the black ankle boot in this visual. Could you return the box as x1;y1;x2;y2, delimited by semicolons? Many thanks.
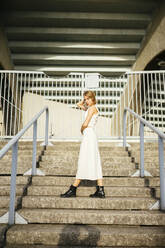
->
89;186;105;198
60;185;77;198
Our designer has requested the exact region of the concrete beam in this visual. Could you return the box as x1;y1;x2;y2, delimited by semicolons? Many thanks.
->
9;41;140;55
12;54;135;66
2;12;151;28
14;65;131;77
2;0;157;14
6;27;145;42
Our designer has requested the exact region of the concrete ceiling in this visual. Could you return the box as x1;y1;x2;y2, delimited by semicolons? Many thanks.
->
1;0;160;76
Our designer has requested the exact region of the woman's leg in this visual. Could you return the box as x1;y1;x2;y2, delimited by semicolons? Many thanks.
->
60;179;81;198
73;179;81;187
89;178;105;198
97;178;103;186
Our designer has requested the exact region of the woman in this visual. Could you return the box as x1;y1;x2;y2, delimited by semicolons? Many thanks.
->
60;90;105;198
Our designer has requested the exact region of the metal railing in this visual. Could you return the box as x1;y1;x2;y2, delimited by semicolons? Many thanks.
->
0;106;49;225
0;70;165;139
123;107;165;210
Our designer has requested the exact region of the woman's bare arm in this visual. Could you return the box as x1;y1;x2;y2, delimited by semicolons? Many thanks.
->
76;100;87;111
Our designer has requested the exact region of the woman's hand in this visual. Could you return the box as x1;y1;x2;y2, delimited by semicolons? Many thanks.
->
81;125;86;134
77;99;87;111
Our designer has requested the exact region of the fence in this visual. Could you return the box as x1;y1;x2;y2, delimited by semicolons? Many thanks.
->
0;70;165;140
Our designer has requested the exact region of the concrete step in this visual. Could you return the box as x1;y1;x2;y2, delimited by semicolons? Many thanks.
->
18;209;165;226
1;154;41;162
0;196;21;208
39;167;136;177
0;166;36;175
130;145;165;151
0;176;29;185
146;177;160;187
27;185;152;197
0;166;136;176
49;142;126;147
31;176;152;187
135;162;160;168
0;208;8;217
153;187;160;198
46;146;127;152
44;150;129;157
41;156;132;163
0;224;8;246
22;196;156;210
130;151;164;157
5;246;165;248
6;224;165;246
40;161;135;168
133;156;165;163
0;144;43;149
0;186;24;196
3;150;43;156
131;168;160;177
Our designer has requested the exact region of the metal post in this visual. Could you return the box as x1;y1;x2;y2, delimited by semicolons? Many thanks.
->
8;141;18;225
158;136;165;210
123;110;127;147
32;120;37;175
140;121;144;177
45;108;49;146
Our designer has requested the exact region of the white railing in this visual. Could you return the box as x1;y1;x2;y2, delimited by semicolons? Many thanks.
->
0;70;165;140
123;107;165;210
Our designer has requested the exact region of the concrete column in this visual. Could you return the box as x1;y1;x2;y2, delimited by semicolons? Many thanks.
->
111;2;165;136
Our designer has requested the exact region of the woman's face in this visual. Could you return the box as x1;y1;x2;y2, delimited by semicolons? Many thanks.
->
84;95;94;106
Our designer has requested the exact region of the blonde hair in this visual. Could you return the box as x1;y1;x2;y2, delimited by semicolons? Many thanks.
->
83;91;96;104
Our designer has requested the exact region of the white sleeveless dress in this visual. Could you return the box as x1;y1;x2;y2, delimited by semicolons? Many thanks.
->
76;105;103;180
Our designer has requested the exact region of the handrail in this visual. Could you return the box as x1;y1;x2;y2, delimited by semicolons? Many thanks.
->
123;107;165;210
0;106;49;224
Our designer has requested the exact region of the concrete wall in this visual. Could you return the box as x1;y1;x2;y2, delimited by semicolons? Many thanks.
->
0;27;14;70
22;93;111;140
133;2;165;71
111;2;165;136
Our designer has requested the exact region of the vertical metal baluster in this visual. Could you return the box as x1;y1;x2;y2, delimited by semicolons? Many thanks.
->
128;74;130;136
135;74;138;136
2;73;6;136
0;72;3;138
140;121;144;177
48;74;50;101
32;120;37;175
123;74;126;136
150;73;154;130
158;136;165;210
115;78;118;136
147;73;151;124
27;73;30;94
123;109;127;147
163;72;165;133
131;74;134;136
155;73;159;130
119;75;122;137
6;73;10;137
139;74;142;118
142;73;146;121
14;73;18;135
8;141;18;225
18;73;23;132
112;78;115;136
10;73;15;137
108;78;110;137
159;72;163;132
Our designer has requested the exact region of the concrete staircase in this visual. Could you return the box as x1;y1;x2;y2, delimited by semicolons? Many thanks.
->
1;141;165;247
